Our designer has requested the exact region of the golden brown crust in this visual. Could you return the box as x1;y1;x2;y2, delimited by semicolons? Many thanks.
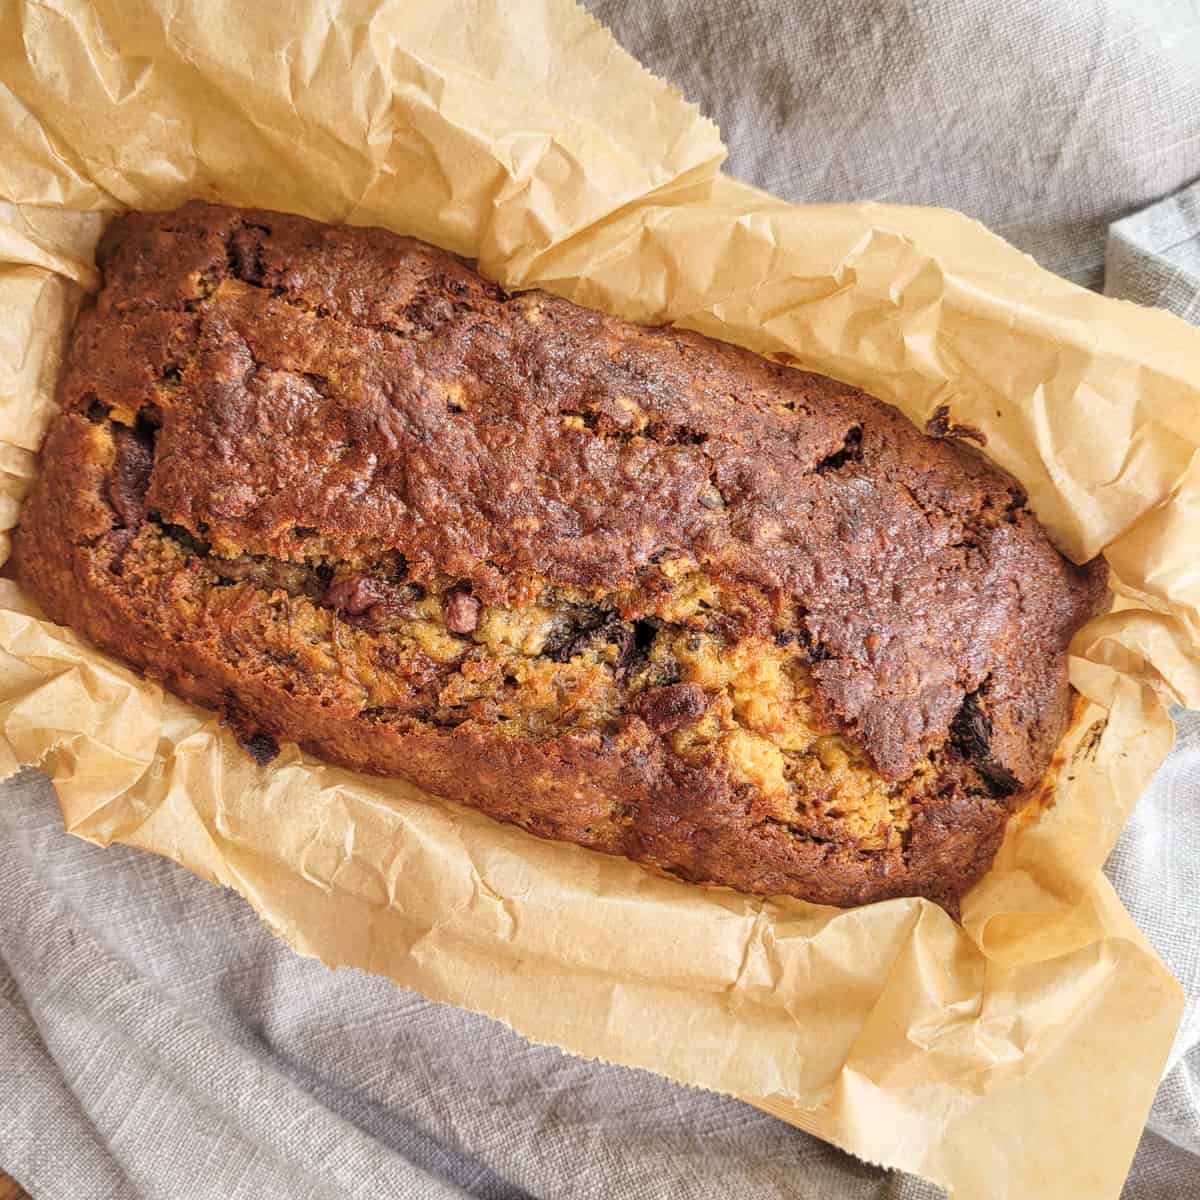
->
13;201;1108;913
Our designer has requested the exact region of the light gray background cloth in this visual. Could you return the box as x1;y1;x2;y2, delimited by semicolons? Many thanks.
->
2;1;1199;1196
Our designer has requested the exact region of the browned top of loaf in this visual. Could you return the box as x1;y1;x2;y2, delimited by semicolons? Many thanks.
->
81;201;1104;787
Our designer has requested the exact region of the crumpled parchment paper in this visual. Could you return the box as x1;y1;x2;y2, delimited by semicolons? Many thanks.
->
2;3;1198;1197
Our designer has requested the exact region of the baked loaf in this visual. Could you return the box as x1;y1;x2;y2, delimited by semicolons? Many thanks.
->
14;201;1107;913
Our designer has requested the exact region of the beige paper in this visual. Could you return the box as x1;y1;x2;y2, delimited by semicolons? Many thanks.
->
1;3;1198;1196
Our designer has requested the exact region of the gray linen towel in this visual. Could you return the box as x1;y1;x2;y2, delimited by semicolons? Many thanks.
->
2;2;1199;1195
1106;180;1200;321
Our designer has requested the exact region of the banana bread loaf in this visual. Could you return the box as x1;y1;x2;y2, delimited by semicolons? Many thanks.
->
13;201;1107;913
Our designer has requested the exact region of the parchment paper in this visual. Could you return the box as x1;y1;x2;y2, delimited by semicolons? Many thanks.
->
2;3;1199;1197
